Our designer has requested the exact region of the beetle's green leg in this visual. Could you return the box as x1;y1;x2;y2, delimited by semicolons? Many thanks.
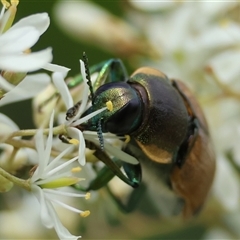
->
106;182;147;213
122;161;142;188
67;59;127;90
83;140;141;188
66;101;82;120
93;59;128;91
74;158;122;191
59;134;141;191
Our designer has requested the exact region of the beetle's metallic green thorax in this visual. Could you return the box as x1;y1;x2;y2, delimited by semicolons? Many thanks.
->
128;72;189;153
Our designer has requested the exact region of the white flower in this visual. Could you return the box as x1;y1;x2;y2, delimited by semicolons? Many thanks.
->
0;4;57;106
0;72;52;106
30;112;90;240
52;60;138;166
0;5;52;73
0;3;71;107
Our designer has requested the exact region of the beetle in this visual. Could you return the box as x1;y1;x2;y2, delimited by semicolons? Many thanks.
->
67;55;216;218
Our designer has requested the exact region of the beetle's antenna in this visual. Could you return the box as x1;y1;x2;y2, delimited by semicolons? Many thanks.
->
97;118;104;150
83;52;94;103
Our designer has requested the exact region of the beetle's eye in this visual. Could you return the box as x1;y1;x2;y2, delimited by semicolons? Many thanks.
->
92;82;143;135
106;95;142;135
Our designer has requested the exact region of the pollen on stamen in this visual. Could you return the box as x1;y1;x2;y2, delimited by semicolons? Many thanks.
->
124;135;131;143
106;100;113;112
69;138;79;145
71;167;82;173
85;192;91;200
11;0;19;6
1;0;10;8
80;210;90;217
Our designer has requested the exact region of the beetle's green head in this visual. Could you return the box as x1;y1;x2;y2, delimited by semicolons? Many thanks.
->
83;82;143;135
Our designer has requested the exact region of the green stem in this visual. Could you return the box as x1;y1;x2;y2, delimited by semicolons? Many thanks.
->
7;124;66;138
0;167;31;191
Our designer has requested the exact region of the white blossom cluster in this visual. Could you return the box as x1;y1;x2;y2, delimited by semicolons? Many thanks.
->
1;0;240;239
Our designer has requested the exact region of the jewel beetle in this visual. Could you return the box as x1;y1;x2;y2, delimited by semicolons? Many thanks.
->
67;56;216;218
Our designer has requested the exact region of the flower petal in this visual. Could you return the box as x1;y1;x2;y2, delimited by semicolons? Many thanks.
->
44;146;74;173
0;47;52;72
77;60;89;118
31;129;45;182
45;156;78;179
0;113;19;131
67;127;86;165
43;63;70;74
0;73;51;106
0;26;39;54
31;185;54;228
44;110;54;163
46;200;81;240
10;13;50;36
71;107;107;127
52;72;73;109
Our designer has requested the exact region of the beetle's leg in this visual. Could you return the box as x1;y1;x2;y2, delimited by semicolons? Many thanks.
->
74;159;122;191
174;117;199;168
93;59;129;90
81;140;141;189
66;101;82;120
67;59;128;91
105;182;147;213
59;134;73;144
59;134;140;191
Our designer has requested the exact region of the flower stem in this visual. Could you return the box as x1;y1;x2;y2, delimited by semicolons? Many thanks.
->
0;167;31;191
7;124;66;139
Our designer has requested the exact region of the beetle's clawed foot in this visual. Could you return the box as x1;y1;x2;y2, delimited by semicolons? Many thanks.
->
66;101;82;120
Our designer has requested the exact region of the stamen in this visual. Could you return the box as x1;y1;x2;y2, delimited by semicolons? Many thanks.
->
71;167;82;173
43;188;88;198
46;156;79;178
45;145;74;172
71;107;107;127
85;192;91;200
10;0;19;6
80;210;90;217
1;0;10;8
106;100;113;111
124;135;131;143
69;138;79;145
45;195;84;214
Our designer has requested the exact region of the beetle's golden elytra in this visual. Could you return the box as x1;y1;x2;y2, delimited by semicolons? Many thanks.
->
67;57;215;218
